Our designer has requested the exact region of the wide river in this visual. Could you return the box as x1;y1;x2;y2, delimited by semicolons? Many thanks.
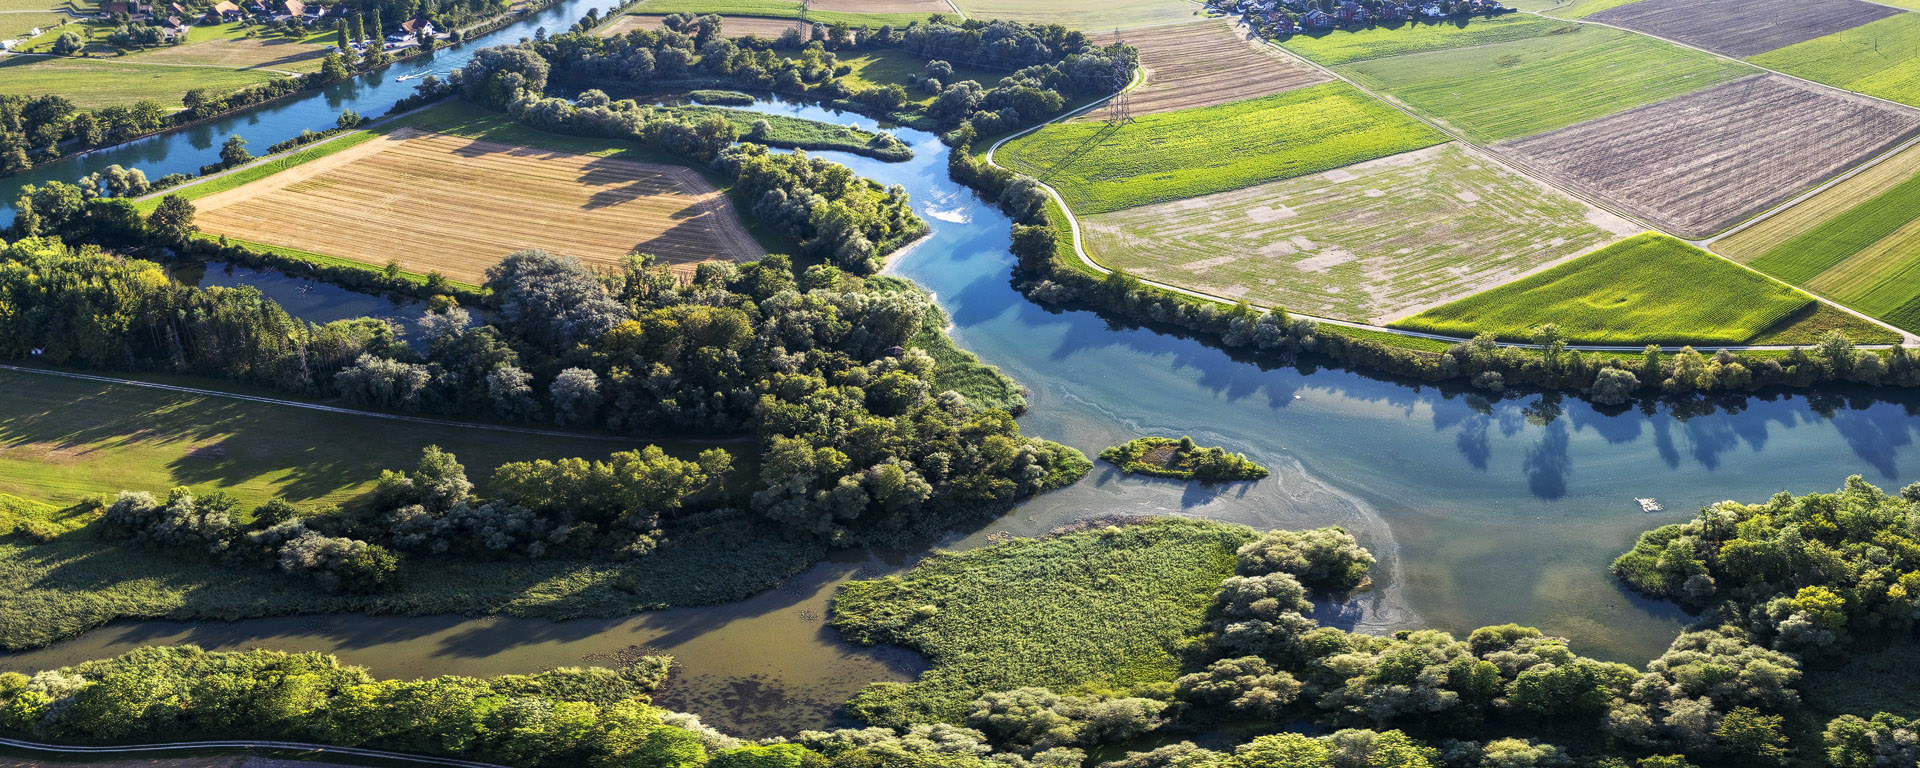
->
6;9;1920;735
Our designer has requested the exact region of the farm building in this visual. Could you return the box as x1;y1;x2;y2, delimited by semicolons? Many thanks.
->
204;0;240;20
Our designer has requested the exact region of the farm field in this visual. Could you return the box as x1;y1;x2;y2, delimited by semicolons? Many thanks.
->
1092;18;1329;117
1586;0;1903;58
600;13;810;38
1747;13;1920;108
1495;74;1920;238
1716;143;1920;333
1277;14;1574;66
1521;0;1642;15
1389;233;1850;345
0;55;280;108
1341;25;1751;143
192;128;764;284
121;21;333;72
949;0;1197;30
0;11;64;41
1079;143;1638;322
997;83;1447;215
628;0;945;26
0;368;657;511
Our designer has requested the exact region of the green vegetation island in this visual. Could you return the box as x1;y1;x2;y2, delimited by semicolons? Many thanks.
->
1099;436;1270;481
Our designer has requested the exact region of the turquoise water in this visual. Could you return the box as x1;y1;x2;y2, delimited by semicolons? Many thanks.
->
6;57;1920;732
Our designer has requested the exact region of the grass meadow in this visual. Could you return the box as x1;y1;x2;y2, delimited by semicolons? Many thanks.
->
1390;233;1825;344
1278;15;1575;66
1079;143;1635;322
996;83;1446;215
1341;25;1753;142
0;55;281;109
1535;0;1650;16
826;48;1005;106
1748;13;1920;108
830;518;1254;726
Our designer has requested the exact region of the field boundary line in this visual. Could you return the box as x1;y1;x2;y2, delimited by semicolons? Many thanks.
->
0;734;509;768
0;49;302;75
982;52;1910;350
0;363;731;443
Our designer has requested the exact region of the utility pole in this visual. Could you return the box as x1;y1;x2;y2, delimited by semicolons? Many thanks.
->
1106;28;1133;125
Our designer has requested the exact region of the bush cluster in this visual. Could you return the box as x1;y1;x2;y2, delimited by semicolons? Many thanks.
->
1099;435;1270;482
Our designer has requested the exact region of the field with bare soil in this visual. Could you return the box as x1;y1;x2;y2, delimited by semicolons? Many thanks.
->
1586;0;1902;58
1083;19;1328;118
1079;143;1637;322
1495;75;1920;238
599;13;810;38
194;129;764;283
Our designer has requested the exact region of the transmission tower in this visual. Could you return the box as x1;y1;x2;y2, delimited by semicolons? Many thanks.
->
1106;28;1133;125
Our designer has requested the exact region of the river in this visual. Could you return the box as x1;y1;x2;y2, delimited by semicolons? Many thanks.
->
6;27;1920;736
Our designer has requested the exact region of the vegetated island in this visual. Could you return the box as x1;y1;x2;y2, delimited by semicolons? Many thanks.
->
1099;436;1269;481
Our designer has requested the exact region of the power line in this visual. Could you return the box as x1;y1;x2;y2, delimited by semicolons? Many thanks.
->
1105;28;1131;124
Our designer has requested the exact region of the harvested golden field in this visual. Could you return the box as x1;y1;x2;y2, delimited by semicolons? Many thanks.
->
129;36;330;71
1080;18;1329;119
1495;75;1920;238
195;129;764;282
1079;143;1636;322
599;13;810;39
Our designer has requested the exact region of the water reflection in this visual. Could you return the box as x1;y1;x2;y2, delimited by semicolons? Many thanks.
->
172;261;430;326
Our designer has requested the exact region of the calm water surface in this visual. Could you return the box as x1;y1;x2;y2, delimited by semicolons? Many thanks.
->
6;81;1920;734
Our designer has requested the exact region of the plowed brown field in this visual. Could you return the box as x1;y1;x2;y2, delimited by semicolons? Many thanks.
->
1587;0;1902;58
1080;18;1329;119
195;129;765;282
598;13;811;38
1494;75;1920;238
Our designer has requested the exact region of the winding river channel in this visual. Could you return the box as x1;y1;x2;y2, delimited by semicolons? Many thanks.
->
6;8;1920;735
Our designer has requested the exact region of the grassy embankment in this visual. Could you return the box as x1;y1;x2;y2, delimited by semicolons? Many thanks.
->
831;518;1255;725
1748;13;1920;108
1340;25;1754;142
1277;14;1574;66
0;54;282;109
997;83;1447;215
1391;233;1894;345
629;0;941;27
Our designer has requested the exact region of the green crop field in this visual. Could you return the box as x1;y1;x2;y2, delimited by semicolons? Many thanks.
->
1535;0;1648;16
0;367;710;511
631;0;940;26
1080;143;1636;322
0;55;281;109
1732;169;1920;332
1342;25;1753;142
950;0;1198;29
1390;233;1832;345
996;83;1446;215
1277;15;1575;66
831;518;1254;725
0;11;64;41
1748;14;1920;108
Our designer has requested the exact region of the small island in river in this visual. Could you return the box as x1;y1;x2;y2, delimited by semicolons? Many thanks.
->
1099;436;1270;481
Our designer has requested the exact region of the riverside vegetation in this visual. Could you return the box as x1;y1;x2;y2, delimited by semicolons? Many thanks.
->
8;482;1915;768
1098;436;1270;482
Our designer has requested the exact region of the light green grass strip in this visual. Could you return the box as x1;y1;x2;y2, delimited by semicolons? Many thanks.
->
1340;25;1753;142
137;128;381;213
997;82;1446;215
632;0;940;26
1748;170;1920;285
1748;14;1920;108
1278;15;1575;66
1390;233;1814;345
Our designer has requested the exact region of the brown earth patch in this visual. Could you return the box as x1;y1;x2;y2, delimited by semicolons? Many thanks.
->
1494;74;1920;238
599;13;810;39
129;35;330;71
1587;0;1902;58
195;128;765;283
1077;18;1329;119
